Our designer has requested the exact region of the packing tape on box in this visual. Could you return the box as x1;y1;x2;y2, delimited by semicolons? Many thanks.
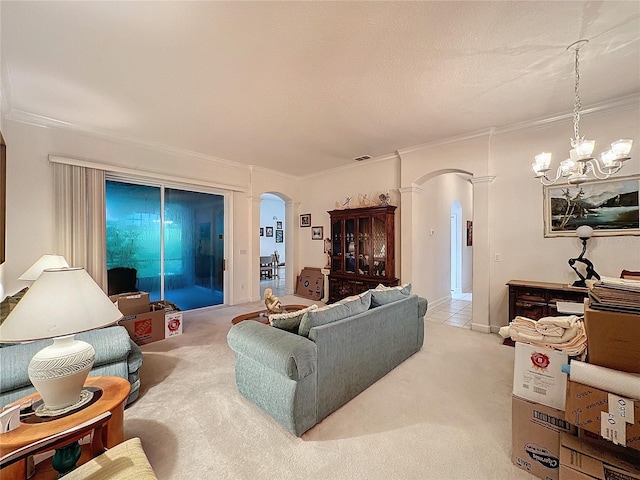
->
570;361;640;399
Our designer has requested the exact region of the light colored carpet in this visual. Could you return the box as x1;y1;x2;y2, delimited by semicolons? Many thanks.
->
124;295;535;480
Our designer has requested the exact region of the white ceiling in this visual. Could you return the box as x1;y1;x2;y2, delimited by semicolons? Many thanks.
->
1;1;639;176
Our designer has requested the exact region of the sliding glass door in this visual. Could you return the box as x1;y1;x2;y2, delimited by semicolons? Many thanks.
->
106;179;224;310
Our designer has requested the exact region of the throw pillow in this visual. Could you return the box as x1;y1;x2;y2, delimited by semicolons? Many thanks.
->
298;291;371;337
370;283;412;307
269;304;318;332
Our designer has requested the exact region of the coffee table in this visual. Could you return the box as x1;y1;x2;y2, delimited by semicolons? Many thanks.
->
231;304;308;325
0;376;130;480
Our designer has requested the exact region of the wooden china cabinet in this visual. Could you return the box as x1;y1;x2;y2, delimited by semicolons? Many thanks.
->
327;205;399;303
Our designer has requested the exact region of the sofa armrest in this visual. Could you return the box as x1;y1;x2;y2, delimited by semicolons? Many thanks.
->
227;321;316;381
418;297;428;318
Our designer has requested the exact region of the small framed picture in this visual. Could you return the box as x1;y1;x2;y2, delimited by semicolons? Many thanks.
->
275;229;283;243
300;214;311;227
266;227;274;237
276;221;283;229
311;226;323;240
260;227;264;236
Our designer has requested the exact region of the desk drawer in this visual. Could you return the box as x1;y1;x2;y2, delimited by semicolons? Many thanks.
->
513;301;546;320
513;288;547;303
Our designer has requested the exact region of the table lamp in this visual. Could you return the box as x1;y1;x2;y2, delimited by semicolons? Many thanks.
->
568;225;600;288
0;268;122;415
19;254;69;281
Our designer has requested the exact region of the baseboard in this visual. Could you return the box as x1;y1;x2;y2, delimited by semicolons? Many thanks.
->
428;295;451;310
471;322;491;334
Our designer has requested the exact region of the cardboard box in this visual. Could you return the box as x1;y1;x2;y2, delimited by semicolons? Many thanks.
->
559;465;595;480
565;380;640;452
165;311;183;338
119;308;165;346
512;395;576;480
584;302;640;374
513;342;569;410
110;291;150;316
295;267;324;301
559;432;640;480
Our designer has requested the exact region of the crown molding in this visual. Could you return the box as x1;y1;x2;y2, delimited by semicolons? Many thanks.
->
298;152;400;181
491;94;639;136
5;108;250;171
397;94;639;155
250;164;298;180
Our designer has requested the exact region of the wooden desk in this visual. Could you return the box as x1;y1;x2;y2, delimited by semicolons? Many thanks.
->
0;376;130;480
507;280;588;322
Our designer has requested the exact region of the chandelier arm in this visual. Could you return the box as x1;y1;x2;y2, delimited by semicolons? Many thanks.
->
586;160;622;180
538;167;564;186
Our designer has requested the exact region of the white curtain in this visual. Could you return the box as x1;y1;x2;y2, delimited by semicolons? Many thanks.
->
53;164;107;290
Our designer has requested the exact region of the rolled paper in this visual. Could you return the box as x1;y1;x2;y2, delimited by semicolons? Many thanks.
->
569;360;640;399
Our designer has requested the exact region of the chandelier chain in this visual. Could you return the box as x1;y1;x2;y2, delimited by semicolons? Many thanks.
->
573;46;581;143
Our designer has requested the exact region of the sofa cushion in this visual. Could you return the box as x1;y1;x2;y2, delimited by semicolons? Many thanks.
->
370;283;412;307
269;304;318;331
298;291;371;337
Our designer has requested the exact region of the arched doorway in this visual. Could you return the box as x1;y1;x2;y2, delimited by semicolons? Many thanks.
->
408;170;474;329
259;193;286;298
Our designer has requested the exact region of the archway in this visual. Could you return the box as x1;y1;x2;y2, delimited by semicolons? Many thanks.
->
400;168;492;332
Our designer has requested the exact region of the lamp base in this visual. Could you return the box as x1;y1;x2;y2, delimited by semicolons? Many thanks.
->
34;389;94;417
28;335;95;411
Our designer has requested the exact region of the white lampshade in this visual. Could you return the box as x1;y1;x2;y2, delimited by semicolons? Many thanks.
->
0;267;122;342
19;254;70;281
575;225;594;239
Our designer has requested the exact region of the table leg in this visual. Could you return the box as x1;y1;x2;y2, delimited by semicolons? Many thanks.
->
105;401;125;448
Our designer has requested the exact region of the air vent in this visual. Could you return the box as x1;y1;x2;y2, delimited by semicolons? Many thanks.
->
353;155;372;162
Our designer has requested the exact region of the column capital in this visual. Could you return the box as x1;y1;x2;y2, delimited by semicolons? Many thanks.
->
398;185;423;195
470;175;496;185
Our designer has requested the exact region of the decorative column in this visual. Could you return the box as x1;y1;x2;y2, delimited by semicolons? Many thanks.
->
398;185;423;284
250;195;263;302
470;176;495;333
285;200;299;295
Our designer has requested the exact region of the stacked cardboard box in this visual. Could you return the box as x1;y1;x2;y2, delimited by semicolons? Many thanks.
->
559;432;640;480
111;292;182;345
512;343;575;480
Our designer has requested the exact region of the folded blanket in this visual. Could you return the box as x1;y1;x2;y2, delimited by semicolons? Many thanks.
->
499;315;587;357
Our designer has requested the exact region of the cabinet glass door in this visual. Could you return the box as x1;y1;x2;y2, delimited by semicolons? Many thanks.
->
372;216;386;277
345;218;356;273
331;218;343;272
358;217;371;276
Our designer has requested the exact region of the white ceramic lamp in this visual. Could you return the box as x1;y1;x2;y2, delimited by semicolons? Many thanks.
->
0;268;122;413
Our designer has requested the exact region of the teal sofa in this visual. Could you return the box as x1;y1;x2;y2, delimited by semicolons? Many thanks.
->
0;326;143;408
227;292;427;436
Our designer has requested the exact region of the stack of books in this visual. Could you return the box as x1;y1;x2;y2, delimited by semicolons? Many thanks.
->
587;276;640;314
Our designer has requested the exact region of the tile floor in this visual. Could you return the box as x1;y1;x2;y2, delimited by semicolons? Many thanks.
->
259;268;287;299
425;291;473;329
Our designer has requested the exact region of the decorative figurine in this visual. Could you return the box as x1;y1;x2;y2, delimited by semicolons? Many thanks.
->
379;191;390;206
264;288;282;314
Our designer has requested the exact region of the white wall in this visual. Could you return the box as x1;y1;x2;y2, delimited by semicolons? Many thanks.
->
1;119;271;306
296;155;401;276
3;100;638;328
397;103;640;331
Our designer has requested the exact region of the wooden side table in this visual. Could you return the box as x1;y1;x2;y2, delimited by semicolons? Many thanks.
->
0;376;130;480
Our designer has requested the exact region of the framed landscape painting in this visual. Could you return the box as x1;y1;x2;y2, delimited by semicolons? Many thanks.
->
543;175;640;237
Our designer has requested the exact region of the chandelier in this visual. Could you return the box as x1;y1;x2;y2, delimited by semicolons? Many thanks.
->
532;39;633;186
